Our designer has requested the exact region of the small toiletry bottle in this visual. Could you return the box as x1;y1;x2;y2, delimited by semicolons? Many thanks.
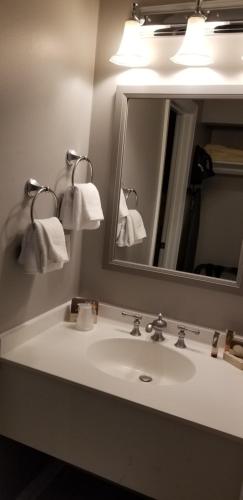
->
76;303;94;331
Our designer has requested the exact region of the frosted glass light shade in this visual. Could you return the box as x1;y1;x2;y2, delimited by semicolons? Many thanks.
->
110;19;148;68
170;15;213;67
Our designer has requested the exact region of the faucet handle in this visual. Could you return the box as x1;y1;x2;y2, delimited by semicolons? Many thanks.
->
122;312;142;320
122;312;143;337
175;325;200;349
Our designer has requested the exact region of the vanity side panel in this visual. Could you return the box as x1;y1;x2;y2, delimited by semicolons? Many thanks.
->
0;362;242;500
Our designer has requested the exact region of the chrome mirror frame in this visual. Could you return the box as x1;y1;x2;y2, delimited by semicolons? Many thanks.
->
104;85;243;294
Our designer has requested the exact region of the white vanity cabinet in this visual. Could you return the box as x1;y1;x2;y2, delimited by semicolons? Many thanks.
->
0;303;242;500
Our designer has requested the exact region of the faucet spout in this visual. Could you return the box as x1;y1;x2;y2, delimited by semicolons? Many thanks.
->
145;313;167;342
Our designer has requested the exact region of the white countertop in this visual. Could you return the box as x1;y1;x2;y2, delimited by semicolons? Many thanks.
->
0;303;242;442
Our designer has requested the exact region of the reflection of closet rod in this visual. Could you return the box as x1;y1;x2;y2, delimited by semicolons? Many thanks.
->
122;186;138;207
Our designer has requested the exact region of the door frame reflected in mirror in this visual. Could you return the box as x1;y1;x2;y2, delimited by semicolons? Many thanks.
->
104;85;243;293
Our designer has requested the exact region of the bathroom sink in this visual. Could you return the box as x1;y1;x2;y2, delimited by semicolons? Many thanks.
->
87;338;196;386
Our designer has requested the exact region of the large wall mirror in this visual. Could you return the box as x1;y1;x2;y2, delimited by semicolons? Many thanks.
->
106;87;243;291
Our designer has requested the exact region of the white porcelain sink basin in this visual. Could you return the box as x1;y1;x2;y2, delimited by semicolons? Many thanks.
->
87;338;196;386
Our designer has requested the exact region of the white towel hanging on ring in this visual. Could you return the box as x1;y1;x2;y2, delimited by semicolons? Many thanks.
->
60;183;104;231
18;217;69;274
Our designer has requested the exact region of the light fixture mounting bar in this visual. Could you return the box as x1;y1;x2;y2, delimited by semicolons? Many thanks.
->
195;0;204;14
140;1;243;36
141;1;243;15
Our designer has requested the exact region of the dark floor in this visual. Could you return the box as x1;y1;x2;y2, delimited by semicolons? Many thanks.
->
37;465;151;500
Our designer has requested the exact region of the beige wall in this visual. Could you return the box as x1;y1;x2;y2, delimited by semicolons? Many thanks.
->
80;0;243;331
0;0;99;333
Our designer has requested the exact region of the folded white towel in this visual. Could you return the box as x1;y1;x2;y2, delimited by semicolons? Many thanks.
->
119;189;129;219
117;189;129;241
60;183;104;231
59;188;73;230
72;185;100;230
125;213;135;247
18;217;69;274
117;209;147;247
129;209;147;242
116;218;127;246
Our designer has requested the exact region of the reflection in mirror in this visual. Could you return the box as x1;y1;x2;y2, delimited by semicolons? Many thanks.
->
114;97;243;283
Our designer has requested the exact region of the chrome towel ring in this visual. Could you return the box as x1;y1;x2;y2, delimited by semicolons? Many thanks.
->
71;156;94;188
25;179;59;227
30;188;58;227
123;187;138;208
66;150;94;188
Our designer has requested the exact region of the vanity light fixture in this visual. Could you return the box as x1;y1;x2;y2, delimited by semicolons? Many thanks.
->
110;2;243;68
170;0;213;66
109;3;149;68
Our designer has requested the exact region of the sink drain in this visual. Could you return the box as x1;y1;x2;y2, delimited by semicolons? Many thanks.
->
139;375;153;383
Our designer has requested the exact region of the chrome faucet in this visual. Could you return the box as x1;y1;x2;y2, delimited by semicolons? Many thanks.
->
145;313;167;342
175;325;200;349
122;312;142;337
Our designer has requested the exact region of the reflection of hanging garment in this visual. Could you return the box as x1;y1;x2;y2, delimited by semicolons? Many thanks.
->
190;145;214;184
177;188;201;273
177;145;214;273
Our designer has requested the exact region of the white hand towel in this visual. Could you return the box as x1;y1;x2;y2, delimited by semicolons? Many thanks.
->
119;189;129;219
18;217;69;274
59;189;73;230
117;189;129;242
116;218;127;247
18;224;42;274
117;214;135;247
60;183;104;231
124;213;135;247
116;210;147;248
77;183;104;229
129;210;147;242
38;218;69;268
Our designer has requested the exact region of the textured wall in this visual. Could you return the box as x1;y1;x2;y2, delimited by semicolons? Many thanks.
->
81;0;243;331
0;0;99;333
